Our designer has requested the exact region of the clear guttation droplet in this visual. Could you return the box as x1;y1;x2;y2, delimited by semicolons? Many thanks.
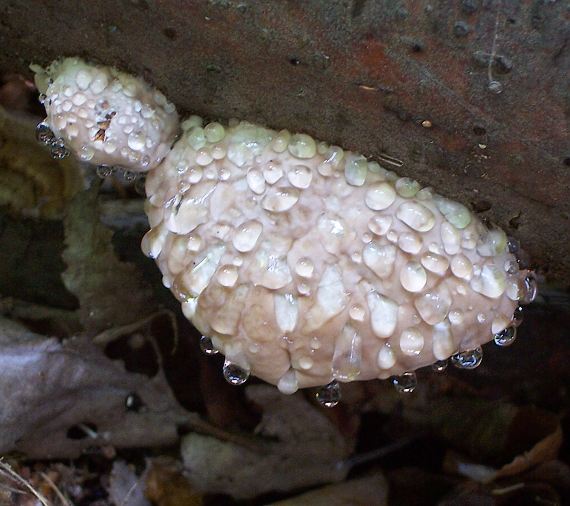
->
135;175;147;196
199;335;218;356
431;360;448;373
125;392;144;412
494;326;517;347
122;170;137;182
315;380;341;408
35;121;55;145
451;347;483;369
488;80;504;94
392;371;417;393
507;236;520;254
50;142;70;160
222;359;250;385
96;164;116;178
512;305;523;327
520;274;538;305
516;250;531;269
504;259;518;275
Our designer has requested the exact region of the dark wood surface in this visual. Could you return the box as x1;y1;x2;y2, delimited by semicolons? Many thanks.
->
1;0;569;283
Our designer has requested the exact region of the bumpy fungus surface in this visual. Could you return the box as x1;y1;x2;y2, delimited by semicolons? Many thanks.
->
38;59;531;394
33;58;178;172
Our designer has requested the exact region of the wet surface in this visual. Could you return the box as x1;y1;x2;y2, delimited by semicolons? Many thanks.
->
1;1;568;282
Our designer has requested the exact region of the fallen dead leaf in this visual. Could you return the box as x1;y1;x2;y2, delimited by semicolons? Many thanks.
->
108;461;150;506
144;458;202;506
0;316;191;459
61;183;153;333
181;384;353;499
268;472;389;506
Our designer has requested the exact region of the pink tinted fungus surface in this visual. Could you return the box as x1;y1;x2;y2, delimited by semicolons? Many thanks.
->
38;58;532;395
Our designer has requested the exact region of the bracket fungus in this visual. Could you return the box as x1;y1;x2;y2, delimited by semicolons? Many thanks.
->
34;58;537;406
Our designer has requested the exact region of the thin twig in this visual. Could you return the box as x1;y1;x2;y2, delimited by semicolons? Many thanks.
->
185;413;268;454
40;471;72;506
119;482;138;506
92;309;176;348
492;482;525;495
0;460;50;506
0;483;30;495
336;436;416;472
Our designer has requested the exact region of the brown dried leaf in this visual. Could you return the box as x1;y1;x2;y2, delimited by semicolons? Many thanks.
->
365;380;561;470
495;423;563;480
144;458;202;506
61;184;153;332
181;385;353;499
268;472;389;506
108;461;150;506
444;420;562;483
0;316;191;459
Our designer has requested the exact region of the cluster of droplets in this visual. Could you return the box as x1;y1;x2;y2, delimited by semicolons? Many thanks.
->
35;109;539;408
196;263;536;407
36;121;147;194
95;163;147;195
33;59;541;409
35;121;70;160
196;267;535;407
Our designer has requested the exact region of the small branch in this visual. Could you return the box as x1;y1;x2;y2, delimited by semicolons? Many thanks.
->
184;413;269;454
40;471;72;506
0;459;50;506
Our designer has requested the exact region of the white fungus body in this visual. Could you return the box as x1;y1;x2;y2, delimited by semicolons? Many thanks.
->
143;119;525;392
39;59;529;394
33;58;179;171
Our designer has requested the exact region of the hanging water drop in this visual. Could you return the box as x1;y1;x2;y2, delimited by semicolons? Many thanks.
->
451;347;483;369
35;121;55;145
199;335;218;356
507;236;520;254
392;371;417;393
315;380;341;408
222;359;250;385
520;273;537;304
50;142;70;160
512;305;523;327
516;249;531;269
96;164;115;178
125;392;144;412
135;174;147;196
122;170;137;182
494;326;517;347
488;80;503;94
504;259;518;275
431;360;448;373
